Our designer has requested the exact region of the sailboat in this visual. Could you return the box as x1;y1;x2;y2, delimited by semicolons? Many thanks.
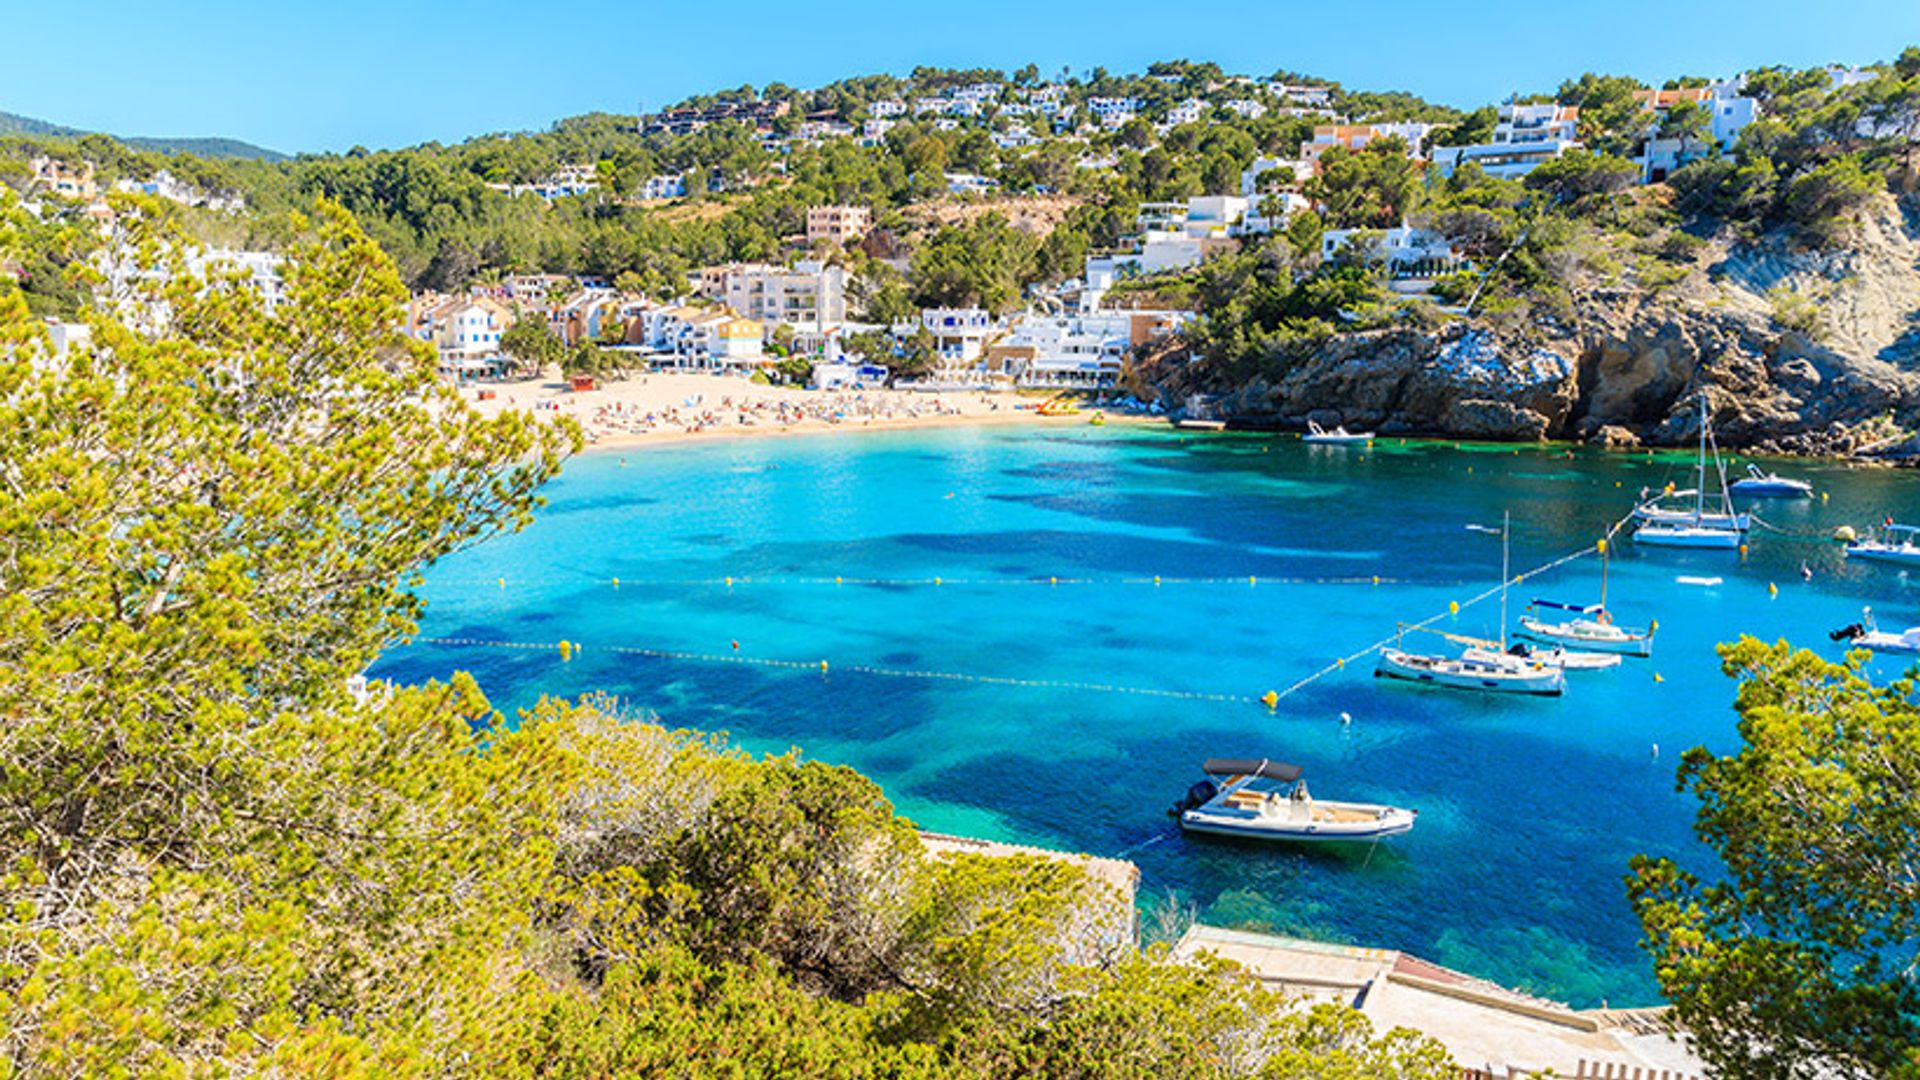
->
1374;513;1569;696
1514;536;1656;657
1303;420;1374;445
1633;394;1745;549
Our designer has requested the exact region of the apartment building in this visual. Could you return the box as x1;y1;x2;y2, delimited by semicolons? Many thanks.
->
805;205;873;245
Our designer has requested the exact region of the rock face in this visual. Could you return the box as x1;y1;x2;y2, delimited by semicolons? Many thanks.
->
1139;199;1920;451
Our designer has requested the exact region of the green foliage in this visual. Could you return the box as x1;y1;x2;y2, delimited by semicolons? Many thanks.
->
1306;138;1422;228
1782;157;1885;247
1523;149;1642;205
910;214;1037;314
1630;638;1920;1080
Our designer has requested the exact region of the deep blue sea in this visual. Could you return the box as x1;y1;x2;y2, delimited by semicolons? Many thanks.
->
371;424;1920;1007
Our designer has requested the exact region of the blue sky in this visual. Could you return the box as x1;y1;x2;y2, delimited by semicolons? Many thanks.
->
4;0;1918;154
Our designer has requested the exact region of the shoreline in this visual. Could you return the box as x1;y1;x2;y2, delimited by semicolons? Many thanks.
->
457;368;1156;454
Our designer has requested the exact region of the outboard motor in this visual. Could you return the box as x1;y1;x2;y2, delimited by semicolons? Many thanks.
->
1830;622;1866;642
1169;779;1218;817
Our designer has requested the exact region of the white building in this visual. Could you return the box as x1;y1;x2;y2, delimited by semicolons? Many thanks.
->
638;174;687;200
992;309;1190;388
1166;98;1208;126
870;99;908;117
1431;102;1582;179
915;308;998;368
113;169;244;212
719;260;848;329
1320;225;1458;271
944;172;1000;196
1224;99;1268;119
1628;86;1759;182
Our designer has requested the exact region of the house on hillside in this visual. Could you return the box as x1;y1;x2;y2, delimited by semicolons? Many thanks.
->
1431;102;1582;179
30;157;97;200
1629;85;1758;182
805;205;872;245
1300;122;1438;173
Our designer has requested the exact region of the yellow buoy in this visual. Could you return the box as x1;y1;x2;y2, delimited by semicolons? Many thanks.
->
1050;576;1058;585
1739;544;1749;559
497;577;506;588
1154;575;1161;586
1249;576;1257;586
1336;657;1345;668
1821;491;1829;503
559;640;574;661
1596;538;1608;555
611;577;620;588
819;660;829;672
1834;525;1857;542
1768;582;1778;596
1261;690;1279;709
1372;575;1380;586
1649;619;1659;632
1615;481;1622;487
836;575;843;585
935;576;942;586
1654;672;1665;683
725;576;734;587
1448;600;1460;614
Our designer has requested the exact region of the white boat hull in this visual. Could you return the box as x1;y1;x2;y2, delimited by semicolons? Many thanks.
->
1634;523;1744;548
1854;631;1920;654
1303;433;1373;445
1634;506;1751;531
1514;617;1653;657
1730;480;1811;498
1374;648;1565;695
1464;646;1620;671
1181;804;1416;842
1845;543;1920;566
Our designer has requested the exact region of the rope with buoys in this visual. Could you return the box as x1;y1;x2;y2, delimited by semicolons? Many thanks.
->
415;636;1259;705
439;573;1454;590
411;542;1600;713
1263;541;1601;707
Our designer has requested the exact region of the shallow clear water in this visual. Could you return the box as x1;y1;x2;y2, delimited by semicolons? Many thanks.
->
372;425;1920;1007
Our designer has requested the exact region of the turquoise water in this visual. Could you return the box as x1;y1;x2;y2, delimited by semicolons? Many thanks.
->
372;425;1920;1007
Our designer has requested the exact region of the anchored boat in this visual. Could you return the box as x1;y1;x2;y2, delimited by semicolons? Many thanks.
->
1831;607;1920;654
1633;394;1746;550
1376;638;1568;694
1632;493;1750;531
1844;523;1920;567
1174;758;1416;842
1463;642;1621;671
1373;512;1568;696
1729;464;1813;498
1516;602;1653;657
1303;420;1374;445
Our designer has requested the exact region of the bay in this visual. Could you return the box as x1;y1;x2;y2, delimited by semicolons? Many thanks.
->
372;423;1920;1007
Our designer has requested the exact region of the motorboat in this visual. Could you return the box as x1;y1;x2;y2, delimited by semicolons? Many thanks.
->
1830;607;1920;654
1174;758;1416;842
1464;642;1621;671
1376;644;1568;694
1729;464;1813;498
1515;601;1654;657
1844;523;1920;567
1632;395;1746;550
1303;420;1374;445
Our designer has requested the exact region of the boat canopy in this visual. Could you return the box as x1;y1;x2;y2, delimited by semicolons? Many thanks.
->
1530;599;1602;614
1202;757;1302;782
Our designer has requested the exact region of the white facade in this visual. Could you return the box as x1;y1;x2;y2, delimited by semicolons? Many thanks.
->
1430;103;1584;179
1001;309;1190;388
639;174;687;200
944;172;1000;196
917;308;997;366
1320;226;1458;269
720;261;848;329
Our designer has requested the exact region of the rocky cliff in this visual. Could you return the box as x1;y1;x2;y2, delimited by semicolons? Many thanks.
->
1138;198;1920;454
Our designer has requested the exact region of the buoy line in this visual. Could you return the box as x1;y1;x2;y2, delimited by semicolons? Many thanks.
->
438;573;1455;590
415;636;1258;704
408;543;1600;712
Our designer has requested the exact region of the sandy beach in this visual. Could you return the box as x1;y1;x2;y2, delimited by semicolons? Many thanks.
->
459;369;1099;450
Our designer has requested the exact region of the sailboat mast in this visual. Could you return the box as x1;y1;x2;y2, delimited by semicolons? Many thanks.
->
1500;511;1510;649
1694;393;1707;522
